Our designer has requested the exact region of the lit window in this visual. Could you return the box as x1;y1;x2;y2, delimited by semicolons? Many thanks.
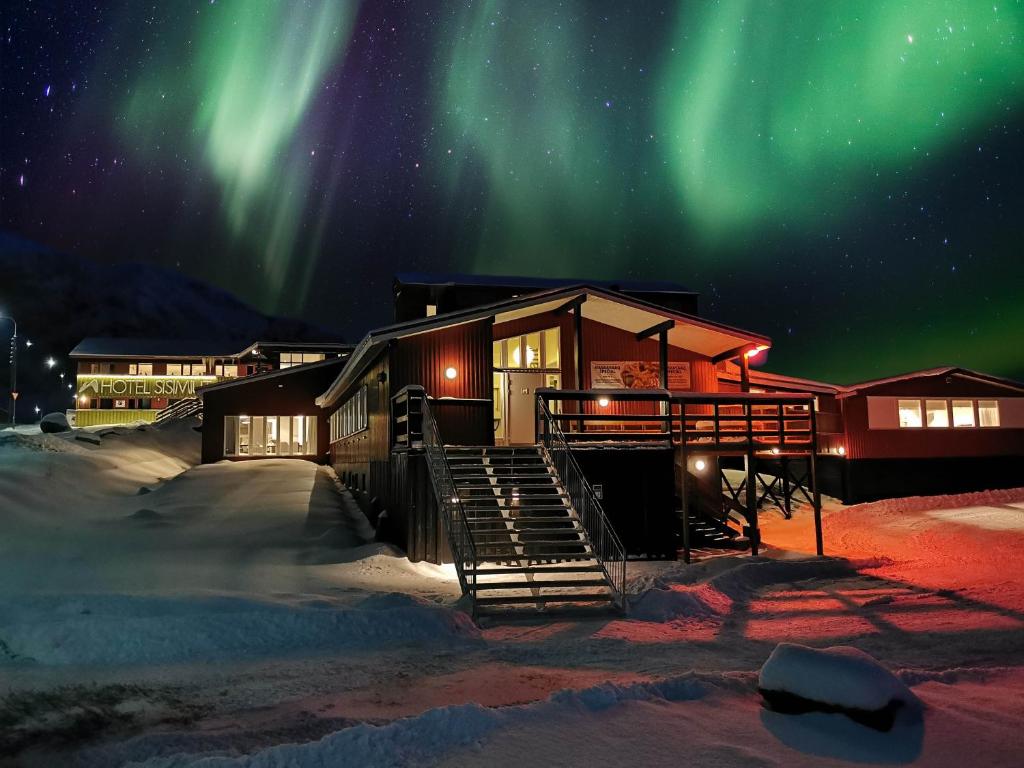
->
492;340;503;368
897;399;922;428
525;332;541;368
225;415;315;456
543;327;560;369
952;400;975;427
925;400;948;428
978;400;1000;427
167;363;182;376
508;336;522;368
426;303;437;317
129;363;138;375
138;363;153;376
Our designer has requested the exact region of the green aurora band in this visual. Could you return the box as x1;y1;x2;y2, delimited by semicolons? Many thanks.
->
119;0;358;307
658;0;1024;242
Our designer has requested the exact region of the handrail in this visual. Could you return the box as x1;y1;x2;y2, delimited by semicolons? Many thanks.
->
537;388;819;453
405;386;478;599
154;396;203;423
537;395;626;607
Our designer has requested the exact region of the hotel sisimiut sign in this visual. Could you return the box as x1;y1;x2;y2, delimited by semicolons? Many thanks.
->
77;375;215;398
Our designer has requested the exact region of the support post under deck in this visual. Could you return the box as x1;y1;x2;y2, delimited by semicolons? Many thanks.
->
810;407;824;556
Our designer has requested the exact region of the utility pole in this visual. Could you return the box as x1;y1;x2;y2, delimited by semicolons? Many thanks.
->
1;315;16;427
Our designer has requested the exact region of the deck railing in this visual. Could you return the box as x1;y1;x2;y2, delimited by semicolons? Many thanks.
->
537;395;627;606
394;385;477;597
537;389;819;454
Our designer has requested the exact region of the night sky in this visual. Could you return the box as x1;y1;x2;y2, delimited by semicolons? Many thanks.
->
2;1;1022;384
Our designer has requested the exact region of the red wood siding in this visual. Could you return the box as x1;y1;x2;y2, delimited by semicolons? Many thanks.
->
842;375;1024;459
389;319;493;400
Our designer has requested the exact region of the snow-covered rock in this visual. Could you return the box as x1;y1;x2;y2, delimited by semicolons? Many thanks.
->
758;643;918;730
39;411;70;433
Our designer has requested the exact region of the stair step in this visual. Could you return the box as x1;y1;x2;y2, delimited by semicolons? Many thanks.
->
468;564;603;575
472;578;610;591
465;518;573;526
473;593;614;607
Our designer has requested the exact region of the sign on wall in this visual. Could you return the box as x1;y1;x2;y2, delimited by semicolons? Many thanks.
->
590;361;691;390
77;375;215;398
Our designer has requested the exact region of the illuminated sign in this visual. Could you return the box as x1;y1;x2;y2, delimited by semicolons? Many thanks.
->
76;375;216;398
590;361;691;390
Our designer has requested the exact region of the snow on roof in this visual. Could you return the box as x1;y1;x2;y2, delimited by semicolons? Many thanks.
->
70;337;247;359
838;367;1024;397
71;337;352;360
394;271;696;294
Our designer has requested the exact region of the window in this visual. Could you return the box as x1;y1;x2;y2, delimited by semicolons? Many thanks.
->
215;363;239;378
138;363;153;376
952;400;975;427
331;385;368;441
225;415;316;456
426;303;437;317
129;364;137;375
543;328;560;369
978;400;1000;427
925;400;949;428
167;362;204;376
897;399;922;428
280;352;325;369
494;328;561;371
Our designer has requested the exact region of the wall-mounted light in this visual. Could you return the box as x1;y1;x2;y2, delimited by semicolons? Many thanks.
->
744;345;769;359
78;395;88;404
837;445;846;456
597;396;610;408
770;446;780;455
694;458;707;472
444;366;458;380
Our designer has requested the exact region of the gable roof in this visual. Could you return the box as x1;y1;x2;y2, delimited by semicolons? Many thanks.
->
838;367;1024;398
317;284;771;408
198;355;348;396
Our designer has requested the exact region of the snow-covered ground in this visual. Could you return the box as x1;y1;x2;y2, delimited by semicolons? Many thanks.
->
1;423;1022;766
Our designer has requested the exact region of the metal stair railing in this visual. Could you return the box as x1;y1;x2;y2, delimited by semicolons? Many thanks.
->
414;387;478;600
154;396;203;424
536;395;626;607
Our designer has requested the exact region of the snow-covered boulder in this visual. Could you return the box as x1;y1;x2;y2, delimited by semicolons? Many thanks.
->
39;412;70;433
758;643;918;731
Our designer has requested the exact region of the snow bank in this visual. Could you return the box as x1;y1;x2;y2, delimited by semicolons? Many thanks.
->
852;486;1024;517
629;557;855;622
0;592;479;666
759;643;917;713
125;672;738;767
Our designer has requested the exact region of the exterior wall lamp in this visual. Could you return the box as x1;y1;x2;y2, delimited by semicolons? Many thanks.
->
597;396;610;407
444;366;458;380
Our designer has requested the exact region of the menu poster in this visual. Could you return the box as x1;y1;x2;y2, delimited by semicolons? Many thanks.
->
590;361;691;390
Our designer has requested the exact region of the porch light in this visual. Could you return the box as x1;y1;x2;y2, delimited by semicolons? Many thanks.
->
597;396;610;407
744;345;769;359
694;458;707;472
771;446;780;455
837;445;846;456
445;366;458;380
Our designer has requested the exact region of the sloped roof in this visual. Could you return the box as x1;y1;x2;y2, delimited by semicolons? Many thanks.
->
395;271;695;294
70;337;246;359
317;284;770;408
718;362;844;395
837;367;1024;398
198;355;348;395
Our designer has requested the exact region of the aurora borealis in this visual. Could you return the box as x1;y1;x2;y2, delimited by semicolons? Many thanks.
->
3;1;1023;382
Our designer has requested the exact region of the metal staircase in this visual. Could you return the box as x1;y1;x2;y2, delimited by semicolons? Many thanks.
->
154;396;203;424
415;388;624;615
447;446;619;611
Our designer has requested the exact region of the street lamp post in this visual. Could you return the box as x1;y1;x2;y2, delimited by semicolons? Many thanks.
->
0;314;16;427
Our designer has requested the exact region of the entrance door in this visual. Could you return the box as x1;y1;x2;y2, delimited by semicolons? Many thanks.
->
506;371;547;445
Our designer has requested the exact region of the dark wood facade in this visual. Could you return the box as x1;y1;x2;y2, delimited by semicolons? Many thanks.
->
200;358;345;464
